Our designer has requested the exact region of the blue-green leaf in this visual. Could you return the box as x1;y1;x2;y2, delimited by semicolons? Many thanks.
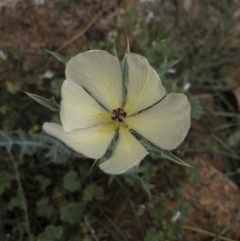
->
160;150;190;166
142;141;190;167
121;55;129;107
24;92;60;111
45;50;68;65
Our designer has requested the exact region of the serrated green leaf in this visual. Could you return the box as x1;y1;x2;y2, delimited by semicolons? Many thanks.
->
143;141;190;167
60;203;84;224
37;198;55;218
161;150;190;166
15;129;41;156
63;170;81;192
45;50;68;65
37;225;63;241
189;96;203;120
0;131;13;151
83;184;104;202
0;130;72;162
0;171;15;195
24;92;60;111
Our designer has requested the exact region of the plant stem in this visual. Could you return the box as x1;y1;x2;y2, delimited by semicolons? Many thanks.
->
8;152;33;241
0;196;4;241
181;224;237;241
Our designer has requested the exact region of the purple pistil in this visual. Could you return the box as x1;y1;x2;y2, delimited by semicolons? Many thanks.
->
111;108;127;122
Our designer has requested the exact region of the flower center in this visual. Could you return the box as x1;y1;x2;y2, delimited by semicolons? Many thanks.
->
111;108;127;122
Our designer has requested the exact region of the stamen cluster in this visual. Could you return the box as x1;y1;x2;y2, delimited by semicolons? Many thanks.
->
111;108;127;122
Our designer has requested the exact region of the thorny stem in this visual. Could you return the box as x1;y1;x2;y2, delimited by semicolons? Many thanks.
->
8;152;33;241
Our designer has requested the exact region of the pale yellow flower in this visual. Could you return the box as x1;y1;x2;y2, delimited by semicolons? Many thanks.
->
43;50;190;174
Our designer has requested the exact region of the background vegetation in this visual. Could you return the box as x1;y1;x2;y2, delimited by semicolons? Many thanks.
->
1;0;240;240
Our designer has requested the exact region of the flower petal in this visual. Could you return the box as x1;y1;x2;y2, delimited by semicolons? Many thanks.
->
124;53;166;116
60;79;111;132
66;50;122;111
43;123;116;159
125;93;191;150
99;126;148;175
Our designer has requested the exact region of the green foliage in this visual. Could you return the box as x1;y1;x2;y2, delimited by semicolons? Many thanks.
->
1;0;240;240
23;60;34;72
144;222;182;241
228;130;240;147
36;175;51;190
171;224;184;240
24;92;60;112
0;171;14;194
83;184;104;202
9;46;22;60
144;227;162;241
37;198;55;218
175;202;191;222
63;170;81;192
37;225;63;241
158;58;181;79
161;150;190;167
60;203;84;224
185;163;202;185
143;140;190;167
50;79;65;97
188;96;203;120
45;50;69;65
124;172;152;201
121;51;129;107
8;192;23;210
0;130;72;161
